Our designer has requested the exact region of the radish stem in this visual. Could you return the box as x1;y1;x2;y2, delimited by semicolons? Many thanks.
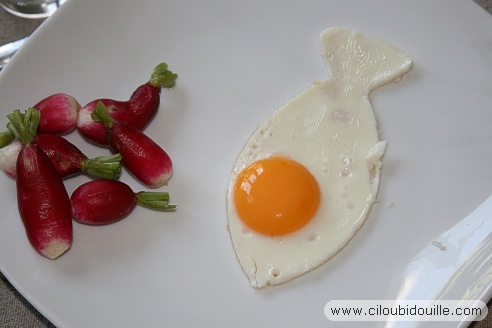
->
81;154;123;180
7;108;40;145
0;130;14;148
135;191;176;210
149;62;178;88
91;101;116;128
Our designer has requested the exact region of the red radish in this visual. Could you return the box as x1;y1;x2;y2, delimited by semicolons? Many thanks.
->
0;140;22;179
35;134;122;180
0;135;122;180
0;93;80;148
7;108;72;259
78;63;177;146
92;101;173;187
34;93;81;134
71;179;176;225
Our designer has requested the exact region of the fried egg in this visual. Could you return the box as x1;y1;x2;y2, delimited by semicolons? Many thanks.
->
226;27;413;288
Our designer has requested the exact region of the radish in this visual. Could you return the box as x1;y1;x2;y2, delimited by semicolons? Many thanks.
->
71;179;176;225
34;93;81;134
0;134;122;180
78;63;177;146
92;101;173;187
0;93;80;148
35;133;122;180
7;108;72;259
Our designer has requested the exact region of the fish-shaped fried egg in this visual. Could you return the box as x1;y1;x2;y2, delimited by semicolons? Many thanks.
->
226;27;413;288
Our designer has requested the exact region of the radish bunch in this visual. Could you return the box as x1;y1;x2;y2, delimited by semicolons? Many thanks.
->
1;62;178;259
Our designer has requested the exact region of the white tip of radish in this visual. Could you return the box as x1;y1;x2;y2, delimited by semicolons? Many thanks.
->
41;239;71;259
0;140;21;179
149;170;173;188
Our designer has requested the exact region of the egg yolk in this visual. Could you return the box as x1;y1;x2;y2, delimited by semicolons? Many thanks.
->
233;157;320;236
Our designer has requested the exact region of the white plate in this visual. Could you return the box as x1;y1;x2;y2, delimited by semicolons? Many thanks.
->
0;0;491;327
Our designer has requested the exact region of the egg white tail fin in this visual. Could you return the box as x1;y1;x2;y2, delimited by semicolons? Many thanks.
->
320;28;413;92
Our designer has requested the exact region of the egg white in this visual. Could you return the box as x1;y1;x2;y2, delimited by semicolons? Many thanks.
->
226;27;413;288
